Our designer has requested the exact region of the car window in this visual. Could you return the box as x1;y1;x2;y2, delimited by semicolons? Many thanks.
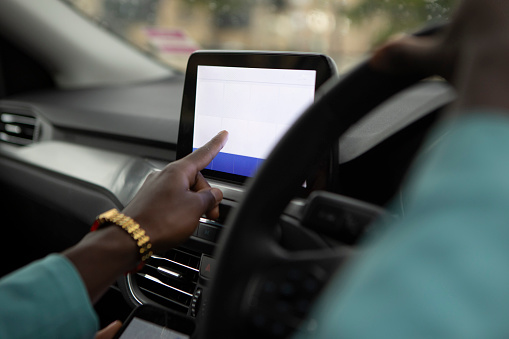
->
61;0;454;73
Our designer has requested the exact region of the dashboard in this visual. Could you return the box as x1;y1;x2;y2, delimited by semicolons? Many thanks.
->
0;67;454;329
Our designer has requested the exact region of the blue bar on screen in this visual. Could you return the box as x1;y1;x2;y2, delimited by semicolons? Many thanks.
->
193;149;263;177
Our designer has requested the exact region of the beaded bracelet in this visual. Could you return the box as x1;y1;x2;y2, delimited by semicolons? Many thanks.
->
91;209;153;271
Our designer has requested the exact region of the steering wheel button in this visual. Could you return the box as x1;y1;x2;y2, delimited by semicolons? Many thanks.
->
271;322;287;336
252;314;267;328
276;301;290;313
303;278;319;293
287;268;304;282
262;280;277;294
279;282;296;297
295;299;311;315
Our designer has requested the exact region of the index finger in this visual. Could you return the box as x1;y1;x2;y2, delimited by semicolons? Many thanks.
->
183;130;229;171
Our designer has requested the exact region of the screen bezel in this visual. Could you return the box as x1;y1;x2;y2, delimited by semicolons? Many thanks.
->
177;51;337;185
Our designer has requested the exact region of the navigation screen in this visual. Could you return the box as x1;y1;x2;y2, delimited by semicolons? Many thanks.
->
192;65;316;177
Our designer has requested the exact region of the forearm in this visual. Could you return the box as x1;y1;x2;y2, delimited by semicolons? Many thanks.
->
299;112;509;338
64;131;227;305
0;254;98;338
63;225;140;303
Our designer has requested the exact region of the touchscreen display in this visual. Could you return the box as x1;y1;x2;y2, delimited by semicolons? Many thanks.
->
192;65;316;177
119;317;189;339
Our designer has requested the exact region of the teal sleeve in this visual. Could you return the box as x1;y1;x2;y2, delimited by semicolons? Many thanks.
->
0;254;99;339
295;112;509;338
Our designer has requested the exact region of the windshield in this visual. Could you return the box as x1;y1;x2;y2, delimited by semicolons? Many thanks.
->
61;0;454;73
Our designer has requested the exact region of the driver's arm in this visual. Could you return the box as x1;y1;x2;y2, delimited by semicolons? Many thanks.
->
0;131;227;339
0;254;99;339
297;1;509;338
64;130;228;304
298;111;509;338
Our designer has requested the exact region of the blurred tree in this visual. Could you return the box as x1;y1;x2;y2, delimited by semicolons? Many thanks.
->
347;0;457;45
103;0;159;22
183;0;255;28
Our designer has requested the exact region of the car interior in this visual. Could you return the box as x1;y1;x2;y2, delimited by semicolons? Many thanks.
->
0;0;455;338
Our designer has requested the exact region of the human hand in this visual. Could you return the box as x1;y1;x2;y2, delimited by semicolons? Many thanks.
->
370;0;509;111
122;130;228;252
64;131;228;303
95;321;122;339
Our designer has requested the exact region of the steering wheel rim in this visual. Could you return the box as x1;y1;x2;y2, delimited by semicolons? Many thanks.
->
201;24;444;338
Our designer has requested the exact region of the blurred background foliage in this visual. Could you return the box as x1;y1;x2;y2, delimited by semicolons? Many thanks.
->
347;0;457;44
63;0;459;72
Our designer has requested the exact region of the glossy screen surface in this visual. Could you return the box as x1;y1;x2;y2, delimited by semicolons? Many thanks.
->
192;65;316;177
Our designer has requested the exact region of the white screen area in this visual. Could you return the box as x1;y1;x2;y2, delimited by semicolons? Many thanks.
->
193;65;316;177
119;317;189;339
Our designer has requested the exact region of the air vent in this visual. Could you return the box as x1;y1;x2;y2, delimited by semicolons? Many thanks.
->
0;113;38;146
134;248;201;314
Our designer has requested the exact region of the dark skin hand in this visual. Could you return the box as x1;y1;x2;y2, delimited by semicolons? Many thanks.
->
122;131;228;253
64;130;228;305
370;0;509;113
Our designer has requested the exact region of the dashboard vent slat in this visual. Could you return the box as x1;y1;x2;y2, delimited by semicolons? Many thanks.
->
0;113;38;146
133;248;201;314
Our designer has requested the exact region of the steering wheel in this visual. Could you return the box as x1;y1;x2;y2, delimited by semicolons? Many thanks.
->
201;25;445;338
